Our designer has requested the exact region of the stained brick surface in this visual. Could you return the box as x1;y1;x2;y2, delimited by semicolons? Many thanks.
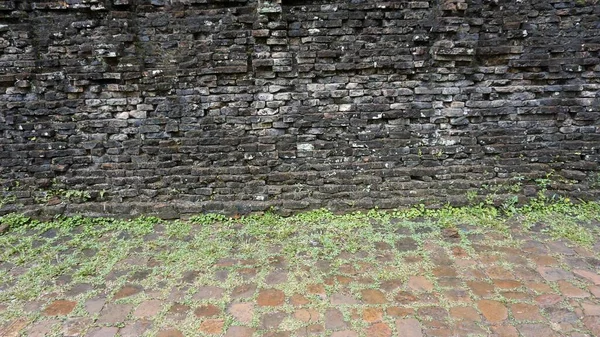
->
0;0;598;217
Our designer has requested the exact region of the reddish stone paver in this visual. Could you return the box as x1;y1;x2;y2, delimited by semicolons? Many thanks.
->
156;328;184;337
43;300;77;316
228;302;254;323
62;318;93;337
223;326;255;337
261;311;286;329
407;276;434;292
306;283;326;297
537;266;573;281
574;269;600;285
491;325;519;337
450;306;480;321
118;320;152;337
331;330;358;337
526;281;554;293
294;323;324;336
366;322;392;337
510;303;543;321
86;327;119;337
467;280;495;297
257;289;285;306
291;293;310;305
535;294;563;307
330;292;358;305
194;304;220;317
133;300;162;318
582;302;600;315
325;308;348;329
477;300;508;323
113;285;142;300
294;308;320;323
231;284;257;299
166;303;190;321
493;279;521;289
362;307;384;322
199;319;225;334
96;304;134;325
194;286;224;300
517;323;557;337
583;316;600;335
387;306;415;317
559;280;590;298
396;318;423;337
26;319;59;337
361;289;387;304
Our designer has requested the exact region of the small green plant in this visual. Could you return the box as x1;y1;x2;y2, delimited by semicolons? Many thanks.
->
0;193;16;208
0;213;33;231
189;213;228;226
166;220;192;239
509;175;525;193
466;190;478;205
588;172;600;189
33;189;92;204
62;189;91;202
501;195;519;216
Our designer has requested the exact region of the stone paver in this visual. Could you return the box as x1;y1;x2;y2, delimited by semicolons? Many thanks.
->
84;298;105;314
325;308;348;330
537;266;573;281
510;303;544;321
361;289;387;304
113;285;142;299
257;289;285;306
294;308;320;323
198;319;225;334
62;318;92;337
407;276;434;292
26;319;59;337
366;322;392;337
194;304;220;317
118;320;152;337
574;269;600;285
228;303;254;323
331;331;358;337
133;300;163;318
517;323;557;337
42;300;77;316
2;216;600;337
396;318;423;337
156;328;184;337
478;300;508;323
450;306;480;321
86;327;119;337
96;304;133;325
223;326;254;337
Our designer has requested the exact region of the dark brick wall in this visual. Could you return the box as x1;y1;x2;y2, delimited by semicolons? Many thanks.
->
0;0;599;218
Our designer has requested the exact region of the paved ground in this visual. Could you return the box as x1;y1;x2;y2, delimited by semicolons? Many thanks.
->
0;217;599;337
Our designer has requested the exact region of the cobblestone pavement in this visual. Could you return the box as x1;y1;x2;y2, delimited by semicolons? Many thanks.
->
0;218;599;337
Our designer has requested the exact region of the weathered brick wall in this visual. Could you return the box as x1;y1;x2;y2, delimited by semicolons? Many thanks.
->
0;0;599;218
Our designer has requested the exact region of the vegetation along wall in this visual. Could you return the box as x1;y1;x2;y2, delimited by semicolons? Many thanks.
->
0;0;599;218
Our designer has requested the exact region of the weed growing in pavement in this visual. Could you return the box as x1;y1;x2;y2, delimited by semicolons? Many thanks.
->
0;195;598;304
